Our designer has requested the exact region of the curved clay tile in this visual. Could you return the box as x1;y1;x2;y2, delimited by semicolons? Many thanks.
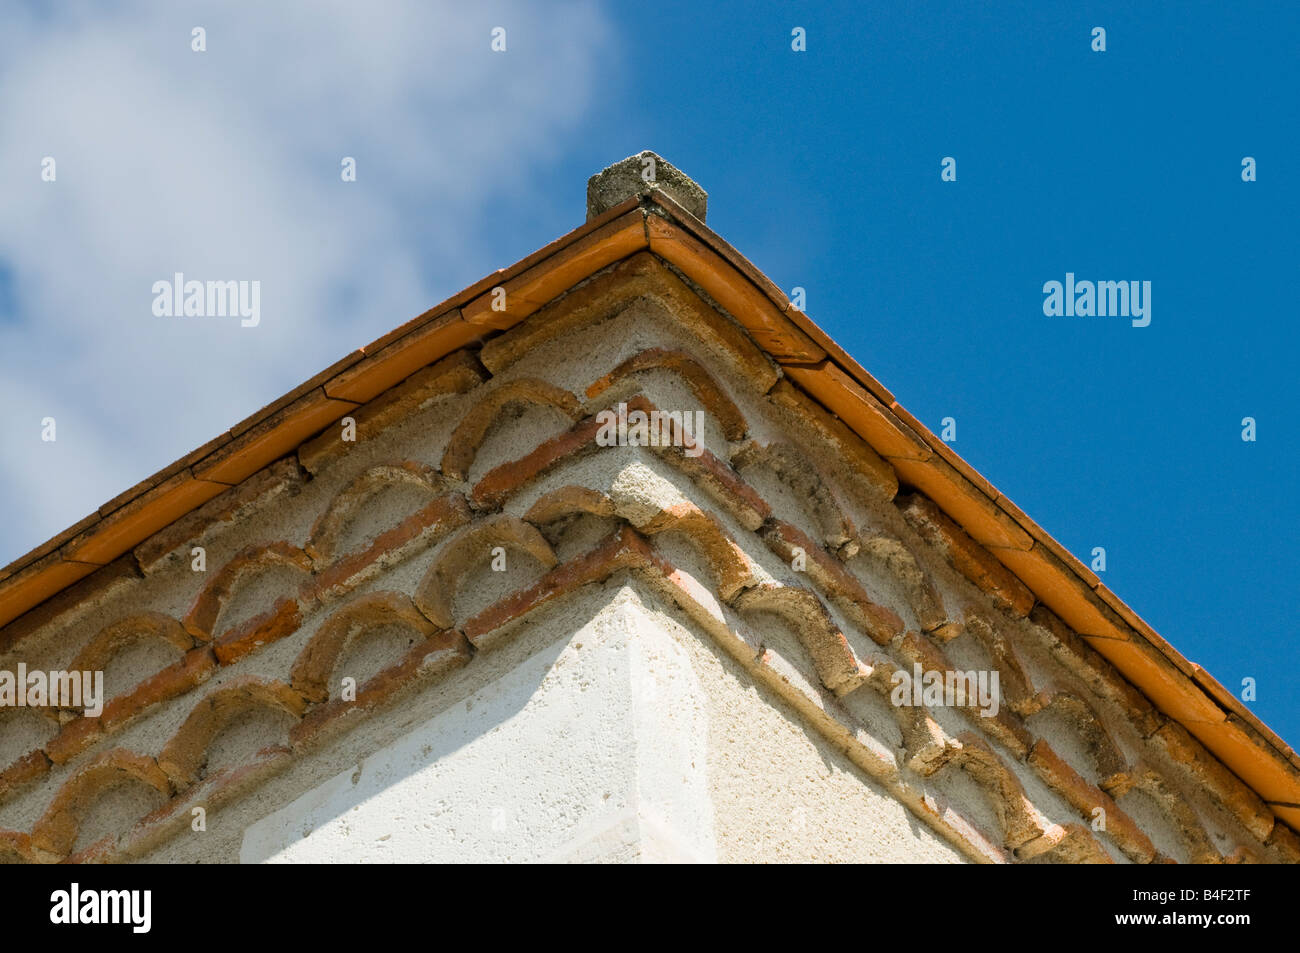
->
69;611;193;678
523;485;616;526
627;500;754;602
468;393;772;533
30;749;171;858
291;591;438;703
949;732;1050;851
477;252;779;393
45;648;217;766
1029;690;1128;784
733;583;867;696
460;526;654;647
862;657;963;777
157;676;306;789
1025;738;1155;863
767;380;898;503
732;440;856;554
469;413;607;512
47;613;199;756
760;520;904;647
441;378;583;481
291;629;472;750
854;533;949;634
305;461;447;565
1016;822;1113;863
414;514;559;629
1116;766;1223;864
952;608;1036;715
585;347;748;441
182;541;313;642
609;395;772;531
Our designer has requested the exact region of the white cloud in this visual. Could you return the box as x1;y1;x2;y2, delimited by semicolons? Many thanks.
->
0;0;615;563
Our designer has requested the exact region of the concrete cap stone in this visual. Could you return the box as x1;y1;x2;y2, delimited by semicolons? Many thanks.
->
586;150;708;223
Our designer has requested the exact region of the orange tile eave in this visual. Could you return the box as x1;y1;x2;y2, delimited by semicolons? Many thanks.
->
1;189;1297;830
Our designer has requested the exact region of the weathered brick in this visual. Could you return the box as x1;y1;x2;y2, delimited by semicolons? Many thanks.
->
471;414;606;510
768;379;897;502
1016;822;1113;864
894;630;1032;758
291;630;472;749
733;583;868;696
585;348;748;441
523;485;616;526
38;647;213;764
761;519;904;646
0;829;46;864
634;501;755;602
414;514;558;629
855;532;948;633
290;591;437;703
478;251;779;391
732;440;858;554
899;493;1035;618
133;457;304;573
308;493;472;602
299;350;485;474
183;541;312;641
68;611;193;685
212;597;304;666
1028;739;1155;863
441;378;583;480
462;527;652;646
305;461;447;564
157;677;306;789
0;749;51;804
1028;604;1163;736
652;436;770;531
30;749;171;858
952;733;1046;849
1147;720;1275;843
43;647;215;764
103;647;217;733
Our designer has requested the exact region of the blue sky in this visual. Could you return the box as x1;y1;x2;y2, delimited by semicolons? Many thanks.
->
0;1;1295;744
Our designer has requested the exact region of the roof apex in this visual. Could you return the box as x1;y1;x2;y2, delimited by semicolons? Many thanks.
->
587;151;707;223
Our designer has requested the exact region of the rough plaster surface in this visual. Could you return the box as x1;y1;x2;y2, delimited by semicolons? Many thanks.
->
242;589;717;863
0;290;1279;864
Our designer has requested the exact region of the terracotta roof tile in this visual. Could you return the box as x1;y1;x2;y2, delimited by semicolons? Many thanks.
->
646;213;825;363
67;470;229;566
461;208;648;329
0;186;1295;842
324;310;483;405
783;361;930;461
194;388;358;485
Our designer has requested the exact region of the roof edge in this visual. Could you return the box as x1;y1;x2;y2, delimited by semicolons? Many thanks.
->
1;190;1296;833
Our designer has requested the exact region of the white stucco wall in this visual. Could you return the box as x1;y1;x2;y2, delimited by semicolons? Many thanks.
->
240;585;964;863
241;589;716;863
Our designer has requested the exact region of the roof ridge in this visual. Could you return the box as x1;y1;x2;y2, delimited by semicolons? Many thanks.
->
1;190;1296;834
